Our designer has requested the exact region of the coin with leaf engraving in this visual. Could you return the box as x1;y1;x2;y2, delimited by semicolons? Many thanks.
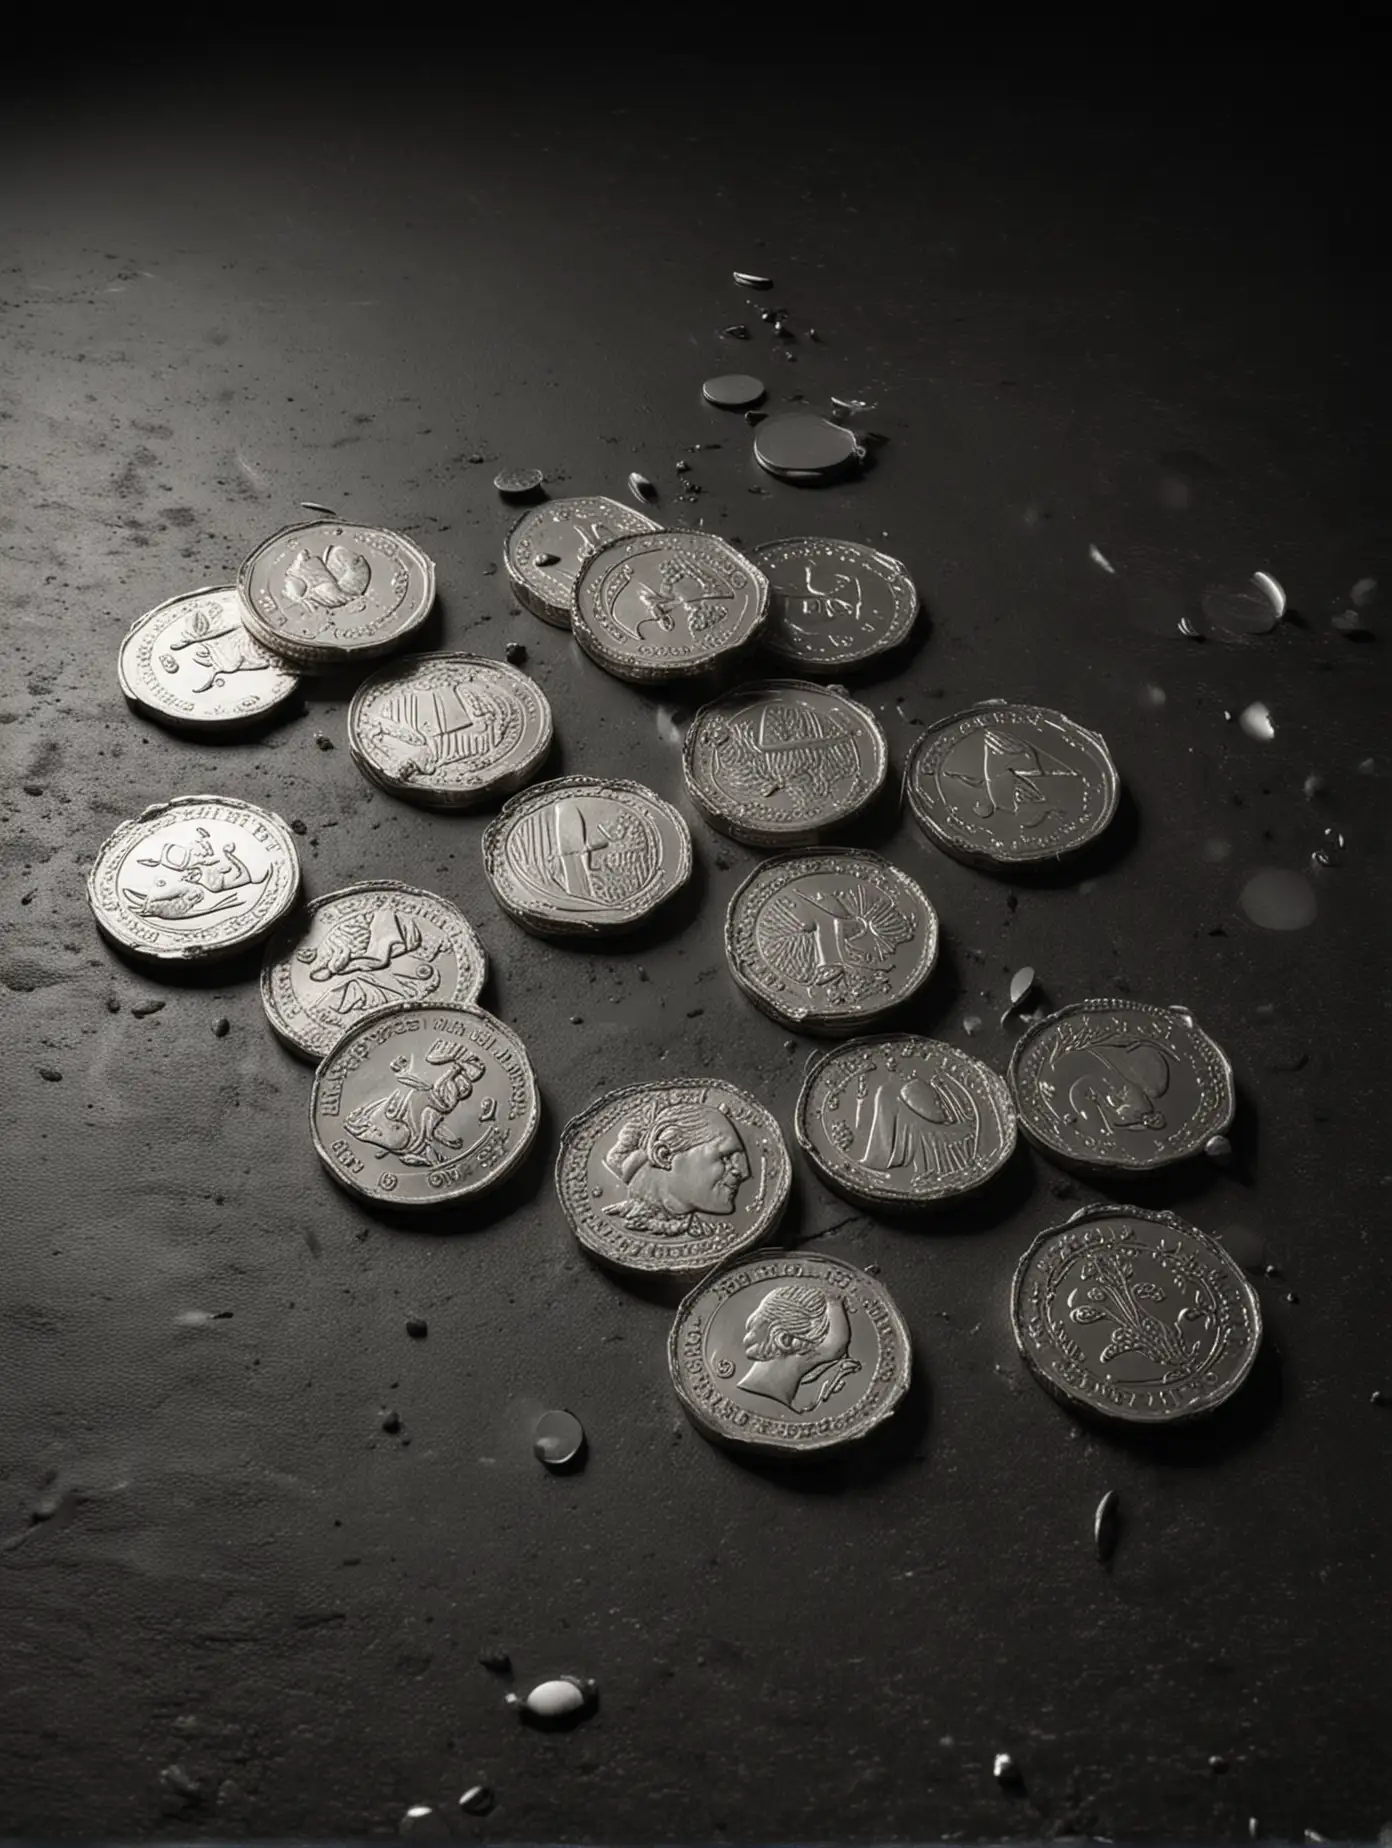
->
237;521;436;666
572;530;768;682
118;586;300;732
505;495;660;628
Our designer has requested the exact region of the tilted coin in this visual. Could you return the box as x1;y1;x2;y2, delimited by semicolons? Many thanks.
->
347;653;552;810
556;1079;791;1274
668;1248;912;1457
796;1036;1017;1207
754;538;919;672
572;530;768;683
309;1002;539;1208
1008;998;1236;1174
260;882;487;1061
117;586;300;733
1011;1203;1262;1424
724;848;938;1035
904;702;1120;868
682;679;888;847
87;794;300;964
236;521;435;666
504;495;660;628
482;775;692;937
494;466;545;497
752;414;864;482
702;373;766;409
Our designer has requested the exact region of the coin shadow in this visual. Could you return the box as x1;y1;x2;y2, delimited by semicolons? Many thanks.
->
123;690;311;750
852;1142;1041;1237
344;1101;550;1238
97;934;271;992
539;848;710;962
710;1358;931;1496
964;785;1141;889
1079;1094;1258;1215
1072;1328;1284;1467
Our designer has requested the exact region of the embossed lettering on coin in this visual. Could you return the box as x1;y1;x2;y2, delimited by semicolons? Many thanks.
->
237;521;435;664
117;587;300;731
505;495;660;628
754;538;919;670
572;531;768;682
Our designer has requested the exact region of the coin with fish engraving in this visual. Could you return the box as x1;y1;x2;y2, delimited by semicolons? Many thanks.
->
668;1248;912;1456
87;794;301;964
1008;999;1236;1173
482;775;693;937
347;653;552;810
557;1079;791;1274
118;586;301;733
572;530;769;682
260;882;486;1061
753;538;919;672
309;1002;539;1208
724;848;938;1035
237;521;436;666
904;702;1119;868
1011;1203;1262;1424
505;495;661;628
796;1036;1017;1208
682;679;888;847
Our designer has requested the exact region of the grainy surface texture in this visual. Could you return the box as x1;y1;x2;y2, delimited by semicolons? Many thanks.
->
1;38;1389;1844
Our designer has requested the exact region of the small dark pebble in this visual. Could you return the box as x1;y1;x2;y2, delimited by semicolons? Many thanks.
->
469;453;484;464
38;1066;63;1083
381;1410;402;1434
458;1786;495;1816
570;1014;583;1025
686;1007;704;1018
533;551;560;568
1285;1292;1300;1305
504;642;527;665
290;819;308;836
1371;1390;1386;1406
675;460;690;473
105;997;121;1013
131;999;166;1018
478;1648;511;1673
23;782;45;796
745;411;767;425
314;732;334;751
160;1765;203;1802
1209;1755;1229;1774
406;1317;428;1339
1264;1262;1284;1279
213;1017;230;1038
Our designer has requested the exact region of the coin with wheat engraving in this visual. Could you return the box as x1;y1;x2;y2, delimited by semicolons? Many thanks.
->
1011;1203;1262;1424
668;1248;912;1457
87;794;301;964
237;521;436;666
682;679;888;847
572;530;769;682
754;538;919;671
1008;998;1236;1174
260;883;487;1061
309;1002;538;1208
505;495;661;628
117;586;301;733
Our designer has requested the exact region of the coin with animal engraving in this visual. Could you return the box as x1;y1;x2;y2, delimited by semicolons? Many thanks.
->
118;586;301;733
724;848;938;1035
1011;1203;1262;1424
572;530;769;683
87;794;301;964
904;702;1119;868
347;654;553;810
309;1002;539;1208
557;1080;791;1275
753;538;919;672
505;496;661;628
237;521;436;666
668;1248;912;1457
796;1036;1017;1208
260;882;487;1061
1008;999;1236;1174
682;679;888;847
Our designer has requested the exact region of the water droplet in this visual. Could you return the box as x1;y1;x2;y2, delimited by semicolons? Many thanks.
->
1204;1133;1233;1166
533;551;560;568
506;1675;596;1723
1311;827;1346;869
1238;701;1275;741
400;1805;449;1840
1140;684;1167;709
993;1751;1022;1789
702;374;766;409
1008;967;1036;1007
1331;608;1370;636
1088;543;1116;575
493;467;544;497
1302;774;1326;801
732;271;773;289
533;1409;586;1470
830;395;871;417
1094;1489;1119;1562
1199;572;1286;640
628;471;657;502
1352;576;1379;608
1241;868;1318;931
1360;757;1377;774
458;1786;494;1815
1204;838;1233;863
962;1014;983;1036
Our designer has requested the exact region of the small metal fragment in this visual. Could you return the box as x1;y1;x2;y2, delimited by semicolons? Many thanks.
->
721;324;750;339
628;471;657;502
733;271;773;289
533;1408;586;1469
478;1648;511;1673
963;1014;983;1036
1094;1489;1119;1562
992;1751;1022;1788
1204;1133;1234;1165
494;467;544;497
458;1786;494;1815
830;395;869;416
1088;543;1117;574
213;1017;230;1038
300;501;338;516
702;373;766;410
1209;1754;1229;1774
399;1806;448;1840
1008;967;1036;1008
1239;701;1275;741
505;1675;596;1723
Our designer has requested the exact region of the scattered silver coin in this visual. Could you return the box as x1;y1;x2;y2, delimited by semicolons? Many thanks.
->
1011;1202;1263;1424
347;653;553;810
87;794;301;964
259;882;487;1061
753;414;864;483
533;1409;586;1469
494;466;545;497
1008;998;1237;1173
732;271;773;289
753;538;919;671
482;775;692;936
668;1248;912;1457
504;495;660;628
572;530;769;683
904;701;1120;868
702;373;766;409
117;586;300;732
236;522;435;667
309;1002;538;1208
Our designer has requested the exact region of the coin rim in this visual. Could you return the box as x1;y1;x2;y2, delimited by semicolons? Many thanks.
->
504;497;662;627
752;536;919;670
572;531;770;683
751;418;865;483
117;585;301;732
235;521;437;663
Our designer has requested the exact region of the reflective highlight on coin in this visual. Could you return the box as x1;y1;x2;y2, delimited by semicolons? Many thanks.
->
117;587;300;732
754;538;919;671
505;495;660;628
572;531;768;683
237;522;436;666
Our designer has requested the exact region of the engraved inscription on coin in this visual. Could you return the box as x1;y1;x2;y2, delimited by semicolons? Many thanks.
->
309;1003;538;1208
724;849;938;1034
754;538;919;670
482;776;692;936
1008;999;1236;1173
505;495;660;628
796;1036;1017;1207
348;654;553;809
682;679;888;846
668;1249;912;1456
556;1080;791;1274
117;586;300;732
572;531;769;682
86;794;301;963
260;882;487;1061
904;702;1120;868
1011;1203;1262;1424
237;522;436;664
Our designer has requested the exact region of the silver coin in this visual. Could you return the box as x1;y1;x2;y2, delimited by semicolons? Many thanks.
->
1008;999;1236;1173
682;678;888;847
796;1036;1017;1207
556;1079;791;1274
495;467;545;497
87;794;301;964
309;1002;539;1208
754;538;919;671
237;522;436;666
347;653;553;810
668;1248;912;1457
702;373;766;409
260;882;487;1062
1011;1203;1262;1424
572;530;769;683
752;415;864;482
904;702;1119;868
724;848;939;1035
117;586;300;732
504;496;660;628
482;775;692;937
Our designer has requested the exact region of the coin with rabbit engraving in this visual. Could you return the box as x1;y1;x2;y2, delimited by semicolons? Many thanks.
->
118;586;300;733
237;521;435;666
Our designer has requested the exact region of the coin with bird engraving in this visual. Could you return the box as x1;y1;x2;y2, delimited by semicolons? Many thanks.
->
118;586;301;733
753;538;919;671
572;530;768;683
505;495;661;628
237;521;435;667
